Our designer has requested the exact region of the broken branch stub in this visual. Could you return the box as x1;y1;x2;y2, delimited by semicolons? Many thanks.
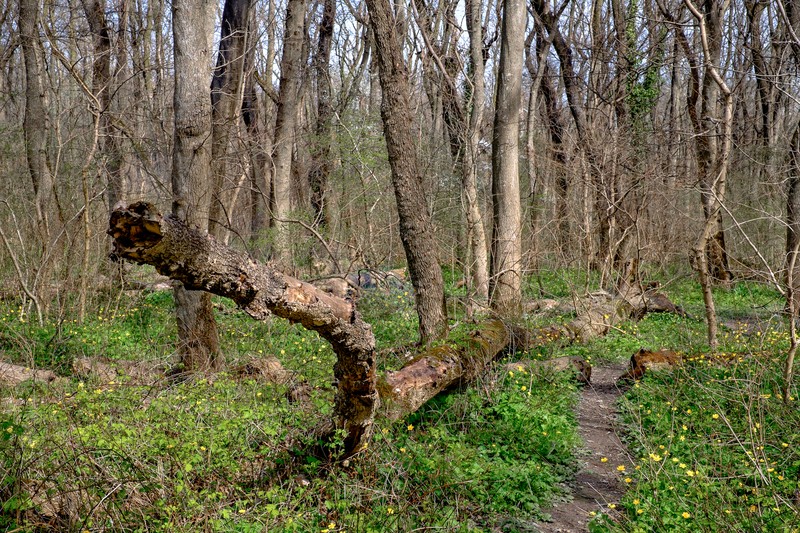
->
108;202;378;458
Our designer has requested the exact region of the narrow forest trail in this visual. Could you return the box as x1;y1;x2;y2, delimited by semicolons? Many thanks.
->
536;364;632;532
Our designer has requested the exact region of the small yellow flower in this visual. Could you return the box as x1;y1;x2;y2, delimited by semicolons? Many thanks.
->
387;507;395;515
617;465;625;472
600;457;608;463
712;413;719;419
686;470;695;477
521;385;527;391
608;503;616;509
637;508;644;514
407;424;414;431
624;477;632;483
633;499;640;505
682;512;691;519
400;447;406;453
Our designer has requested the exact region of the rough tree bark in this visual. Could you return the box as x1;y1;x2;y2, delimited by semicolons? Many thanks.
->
684;0;733;350
20;0;54;243
365;0;448;344
108;202;379;457
490;0;525;316
170;0;221;371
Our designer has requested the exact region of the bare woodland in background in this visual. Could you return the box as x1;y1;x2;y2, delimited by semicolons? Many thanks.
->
3;0;800;361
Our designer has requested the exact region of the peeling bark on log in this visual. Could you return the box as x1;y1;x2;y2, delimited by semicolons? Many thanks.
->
379;319;509;421
0;361;61;386
108;202;377;458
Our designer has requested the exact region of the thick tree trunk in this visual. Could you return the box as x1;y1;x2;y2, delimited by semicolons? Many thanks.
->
171;0;221;371
365;0;448;344
108;203;687;455
379;320;509;421
108;202;378;457
489;0;525;317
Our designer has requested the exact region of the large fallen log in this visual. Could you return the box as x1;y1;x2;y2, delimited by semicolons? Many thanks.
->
109;202;378;458
107;203;686;459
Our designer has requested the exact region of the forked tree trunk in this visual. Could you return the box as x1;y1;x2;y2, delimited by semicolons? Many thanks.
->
209;0;255;239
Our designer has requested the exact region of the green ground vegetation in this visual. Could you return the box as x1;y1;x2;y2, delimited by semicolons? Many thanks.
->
0;268;798;532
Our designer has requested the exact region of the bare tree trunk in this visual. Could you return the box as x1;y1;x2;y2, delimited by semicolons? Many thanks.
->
272;0;308;267
81;0;128;212
693;0;732;285
308;0;336;232
489;0;526;317
20;0;54;244
365;0;448;344
684;0;733;350
209;0;255;240
787;127;800;315
463;0;490;303
171;0;221;371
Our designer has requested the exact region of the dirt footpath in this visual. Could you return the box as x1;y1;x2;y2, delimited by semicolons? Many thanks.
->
536;365;632;532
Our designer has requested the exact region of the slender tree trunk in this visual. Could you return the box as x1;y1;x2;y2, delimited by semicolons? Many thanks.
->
308;0;336;231
272;0;308;266
171;0;221;371
365;0;448;344
20;0;54;243
684;0;733;350
787;127;800;314
489;0;525;317
693;0;732;285
463;0;490;302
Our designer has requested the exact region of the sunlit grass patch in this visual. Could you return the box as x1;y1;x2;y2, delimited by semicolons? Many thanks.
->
606;355;800;532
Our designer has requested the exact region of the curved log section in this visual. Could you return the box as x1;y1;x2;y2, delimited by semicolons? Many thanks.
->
109;202;378;458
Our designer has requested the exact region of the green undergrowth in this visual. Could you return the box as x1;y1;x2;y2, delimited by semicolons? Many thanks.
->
3;269;798;532
0;273;581;531
586;281;800;532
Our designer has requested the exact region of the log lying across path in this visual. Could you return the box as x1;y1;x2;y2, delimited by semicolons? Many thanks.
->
107;202;685;458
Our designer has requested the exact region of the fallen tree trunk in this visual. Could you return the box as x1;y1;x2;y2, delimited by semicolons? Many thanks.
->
0;361;62;386
109;202;378;458
108;203;686;459
379;320;509;421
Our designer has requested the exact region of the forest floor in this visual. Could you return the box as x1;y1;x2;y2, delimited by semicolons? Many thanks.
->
536;364;631;533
